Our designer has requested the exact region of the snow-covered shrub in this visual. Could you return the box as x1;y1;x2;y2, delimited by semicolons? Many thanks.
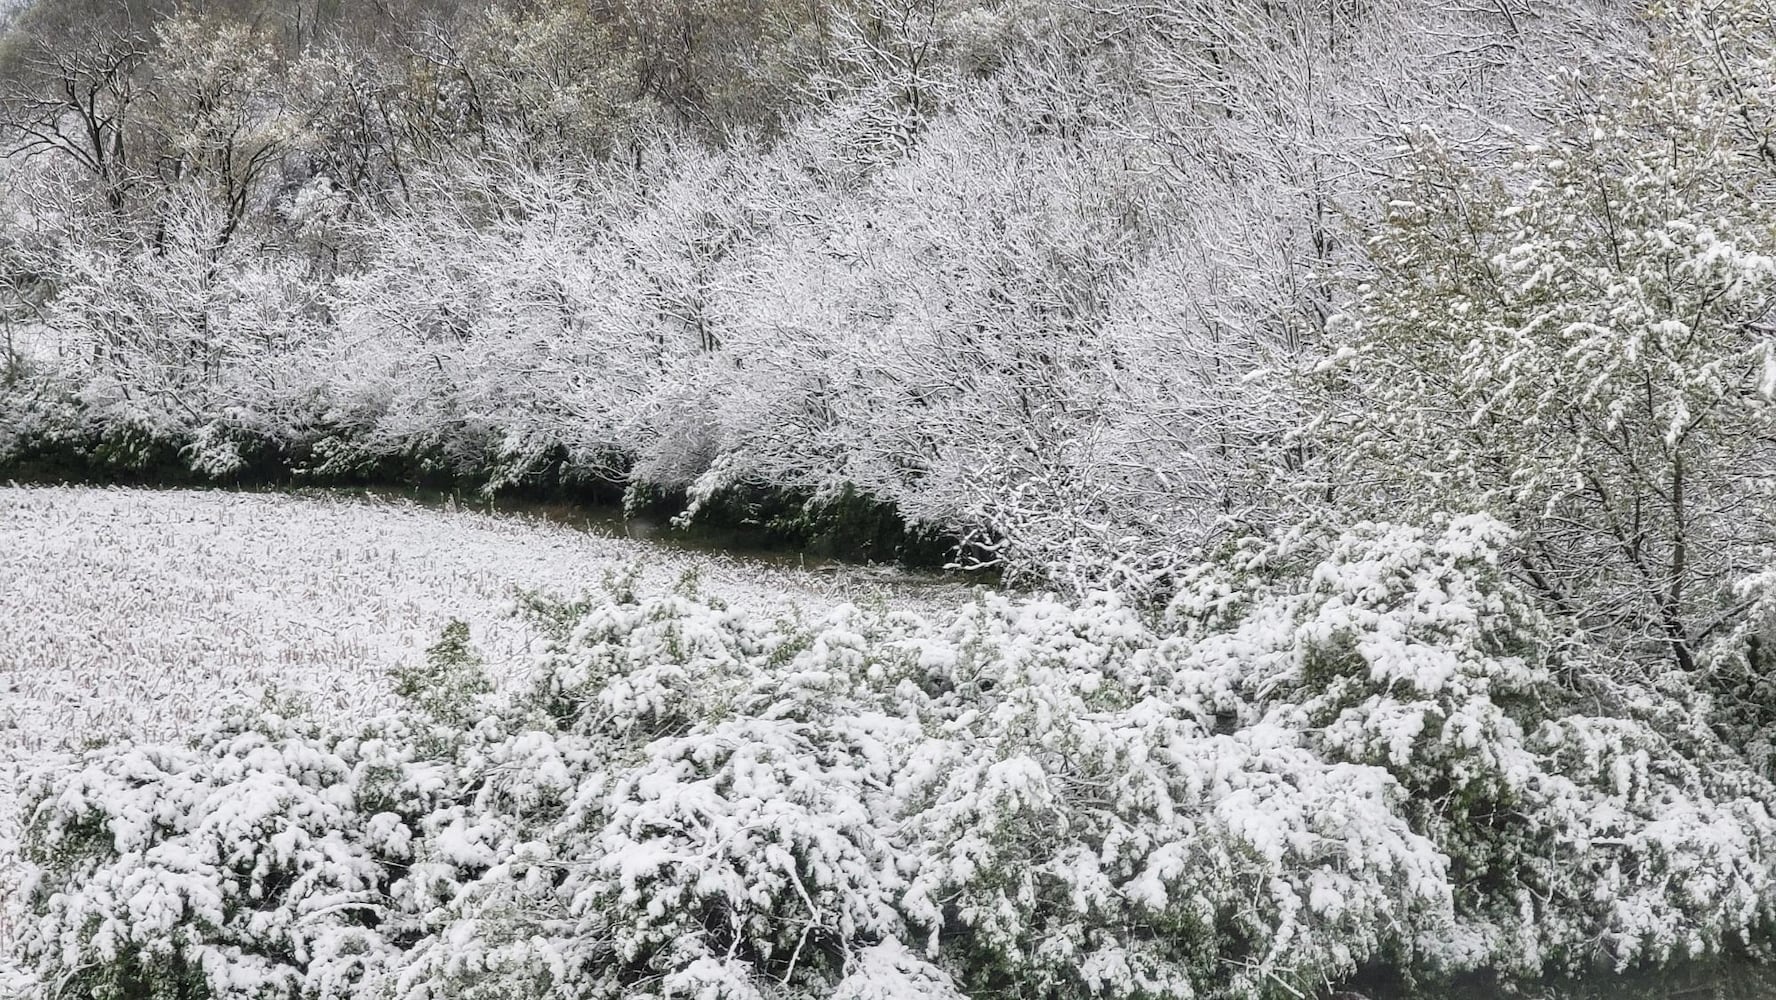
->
1168;515;1776;979
17;708;455;1000
393;620;494;734
900;665;1449;998
18;520;1776;999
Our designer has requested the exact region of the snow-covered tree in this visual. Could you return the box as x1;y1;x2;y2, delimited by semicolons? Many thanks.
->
1324;41;1776;670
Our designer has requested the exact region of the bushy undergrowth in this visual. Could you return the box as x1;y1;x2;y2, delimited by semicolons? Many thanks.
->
16;517;1776;1000
0;392;960;566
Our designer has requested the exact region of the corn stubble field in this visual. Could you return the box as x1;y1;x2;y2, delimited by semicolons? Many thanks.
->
0;485;949;968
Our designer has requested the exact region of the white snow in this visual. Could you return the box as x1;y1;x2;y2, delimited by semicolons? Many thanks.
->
0;484;965;957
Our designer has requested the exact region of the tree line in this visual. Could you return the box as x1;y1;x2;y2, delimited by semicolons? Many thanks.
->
4;0;1775;680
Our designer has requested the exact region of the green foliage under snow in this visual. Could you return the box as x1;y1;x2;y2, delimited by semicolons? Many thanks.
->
16;516;1776;1000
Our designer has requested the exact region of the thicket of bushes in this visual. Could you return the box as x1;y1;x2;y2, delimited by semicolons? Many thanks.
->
16;518;1776;1000
0;404;961;565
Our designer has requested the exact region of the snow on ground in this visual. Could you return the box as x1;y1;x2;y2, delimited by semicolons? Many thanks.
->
0;484;969;954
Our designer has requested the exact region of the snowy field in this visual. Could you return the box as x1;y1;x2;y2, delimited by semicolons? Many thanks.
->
0;485;966;954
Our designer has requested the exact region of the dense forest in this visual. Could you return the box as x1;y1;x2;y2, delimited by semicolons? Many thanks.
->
9;0;1776;998
0;0;1660;579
